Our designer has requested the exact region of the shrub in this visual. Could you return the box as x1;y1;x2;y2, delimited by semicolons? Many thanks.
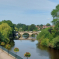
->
50;36;59;48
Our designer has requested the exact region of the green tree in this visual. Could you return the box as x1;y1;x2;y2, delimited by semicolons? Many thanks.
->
0;23;12;43
0;32;4;42
15;27;18;32
28;24;37;31
46;23;51;26
51;4;59;37
51;4;59;19
51;4;59;24
0;20;15;38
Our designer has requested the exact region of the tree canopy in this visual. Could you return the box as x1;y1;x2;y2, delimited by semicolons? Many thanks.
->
0;23;12;43
46;23;51;26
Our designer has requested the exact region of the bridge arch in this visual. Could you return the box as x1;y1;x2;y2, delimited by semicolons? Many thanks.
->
18;31;40;39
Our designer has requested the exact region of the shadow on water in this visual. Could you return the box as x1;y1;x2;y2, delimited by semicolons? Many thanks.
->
36;42;59;59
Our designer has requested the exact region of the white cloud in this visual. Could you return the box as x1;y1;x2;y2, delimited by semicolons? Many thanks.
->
0;0;57;11
0;0;58;25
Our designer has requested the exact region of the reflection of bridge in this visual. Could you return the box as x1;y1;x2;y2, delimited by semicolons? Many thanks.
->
18;31;41;39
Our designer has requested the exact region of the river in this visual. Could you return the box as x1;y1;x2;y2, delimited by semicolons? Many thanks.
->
10;35;59;59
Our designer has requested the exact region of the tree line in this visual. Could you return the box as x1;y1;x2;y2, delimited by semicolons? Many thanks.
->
14;23;51;31
37;4;59;49
14;23;38;31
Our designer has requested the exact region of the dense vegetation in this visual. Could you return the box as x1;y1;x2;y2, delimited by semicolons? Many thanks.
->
14;23;38;31
37;4;59;49
0;20;15;49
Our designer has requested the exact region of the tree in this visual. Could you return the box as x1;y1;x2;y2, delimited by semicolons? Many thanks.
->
38;24;43;30
51;4;59;37
15;27;18;32
0;20;15;38
46;23;51;26
51;4;59;24
40;24;43;26
28;24;37;31
22;25;27;31
51;4;59;19
0;23;12;43
0;32;4;42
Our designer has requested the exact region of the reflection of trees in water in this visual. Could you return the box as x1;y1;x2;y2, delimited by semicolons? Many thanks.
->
9;40;15;48
23;33;29;39
36;43;49;57
31;34;35;37
36;42;59;59
30;40;35;42
55;42;59;49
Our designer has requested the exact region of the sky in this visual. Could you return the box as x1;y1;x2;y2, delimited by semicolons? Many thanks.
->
0;0;59;25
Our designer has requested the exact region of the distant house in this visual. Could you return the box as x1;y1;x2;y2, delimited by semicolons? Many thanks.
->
42;25;47;29
42;25;55;29
36;25;55;30
36;26;40;30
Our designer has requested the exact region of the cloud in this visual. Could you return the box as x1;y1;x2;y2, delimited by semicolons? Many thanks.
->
0;0;57;11
0;0;58;25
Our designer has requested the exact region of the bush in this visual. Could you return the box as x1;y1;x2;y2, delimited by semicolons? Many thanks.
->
37;28;54;48
50;36;59;48
40;38;49;47
37;28;53;41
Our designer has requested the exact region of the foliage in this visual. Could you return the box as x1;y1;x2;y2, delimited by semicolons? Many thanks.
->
5;44;11;49
0;32;5;42
51;4;59;19
37;4;59;49
24;52;31;57
37;24;43;30
28;24;37;31
0;23;12;43
0;20;15;38
15;27;18;31
40;38;49;47
31;34;35;37
14;23;38;31
1;42;5;46
50;36;59;48
37;28;54;47
46;23;51;26
9;40;15;47
14;47;19;52
37;28;53;41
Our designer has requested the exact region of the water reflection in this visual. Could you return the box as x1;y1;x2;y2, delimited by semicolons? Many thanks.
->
22;34;37;39
30;40;35;42
36;42;59;59
23;33;29;39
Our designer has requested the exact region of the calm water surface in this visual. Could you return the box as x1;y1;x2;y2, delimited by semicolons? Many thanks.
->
10;36;59;59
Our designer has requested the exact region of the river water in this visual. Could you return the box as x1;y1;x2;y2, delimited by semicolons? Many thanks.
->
10;36;59;59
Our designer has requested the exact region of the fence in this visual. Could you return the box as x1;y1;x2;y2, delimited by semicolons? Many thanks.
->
0;46;23;59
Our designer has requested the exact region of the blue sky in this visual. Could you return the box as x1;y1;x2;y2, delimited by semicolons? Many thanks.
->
0;0;59;25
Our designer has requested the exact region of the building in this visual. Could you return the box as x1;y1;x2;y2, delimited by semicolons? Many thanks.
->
42;25;55;29
36;26;40;30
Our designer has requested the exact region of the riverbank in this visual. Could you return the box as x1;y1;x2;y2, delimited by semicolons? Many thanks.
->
19;37;36;40
0;48;15;59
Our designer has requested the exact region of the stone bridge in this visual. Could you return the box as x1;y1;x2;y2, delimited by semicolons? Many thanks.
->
18;31;41;39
